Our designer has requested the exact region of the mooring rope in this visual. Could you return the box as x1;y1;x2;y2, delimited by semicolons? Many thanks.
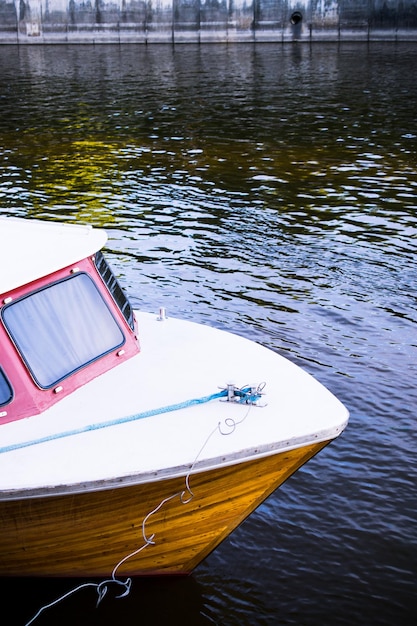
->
0;388;254;455
2;385;264;455
21;382;265;625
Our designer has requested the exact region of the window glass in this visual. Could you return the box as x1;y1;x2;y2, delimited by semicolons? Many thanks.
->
2;274;125;389
94;251;135;330
0;368;12;406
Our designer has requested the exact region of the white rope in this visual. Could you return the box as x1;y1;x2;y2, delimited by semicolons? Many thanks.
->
24;385;263;625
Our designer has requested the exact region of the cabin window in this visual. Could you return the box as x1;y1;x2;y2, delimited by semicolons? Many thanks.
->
0;368;13;406
1;274;125;389
94;251;135;330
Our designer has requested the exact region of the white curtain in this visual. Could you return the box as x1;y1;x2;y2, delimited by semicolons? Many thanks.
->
3;274;124;388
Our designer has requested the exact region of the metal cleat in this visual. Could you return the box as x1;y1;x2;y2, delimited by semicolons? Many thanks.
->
219;382;267;407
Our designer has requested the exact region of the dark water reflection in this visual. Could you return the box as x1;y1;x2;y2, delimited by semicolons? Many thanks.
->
0;43;416;625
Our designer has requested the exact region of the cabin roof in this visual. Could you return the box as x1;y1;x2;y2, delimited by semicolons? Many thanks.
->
0;217;107;295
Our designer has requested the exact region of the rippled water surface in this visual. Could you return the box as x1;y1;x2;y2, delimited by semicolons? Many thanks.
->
0;42;416;625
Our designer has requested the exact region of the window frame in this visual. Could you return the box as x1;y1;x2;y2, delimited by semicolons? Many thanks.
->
1;272;126;390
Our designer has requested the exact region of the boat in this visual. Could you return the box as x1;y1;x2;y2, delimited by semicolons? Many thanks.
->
0;216;349;578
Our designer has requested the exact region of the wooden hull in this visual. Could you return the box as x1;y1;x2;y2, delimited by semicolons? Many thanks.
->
0;441;327;577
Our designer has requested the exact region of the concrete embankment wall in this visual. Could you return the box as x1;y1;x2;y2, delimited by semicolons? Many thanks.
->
1;0;417;44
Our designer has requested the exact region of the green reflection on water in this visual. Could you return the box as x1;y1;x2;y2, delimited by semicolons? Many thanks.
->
0;43;416;237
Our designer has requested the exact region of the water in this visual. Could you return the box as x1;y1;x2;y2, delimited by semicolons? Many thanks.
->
0;42;416;625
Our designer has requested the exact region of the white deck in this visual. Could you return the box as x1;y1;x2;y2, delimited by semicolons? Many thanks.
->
0;217;107;294
0;311;349;500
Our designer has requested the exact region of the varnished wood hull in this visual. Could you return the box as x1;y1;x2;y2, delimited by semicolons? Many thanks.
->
0;441;328;577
